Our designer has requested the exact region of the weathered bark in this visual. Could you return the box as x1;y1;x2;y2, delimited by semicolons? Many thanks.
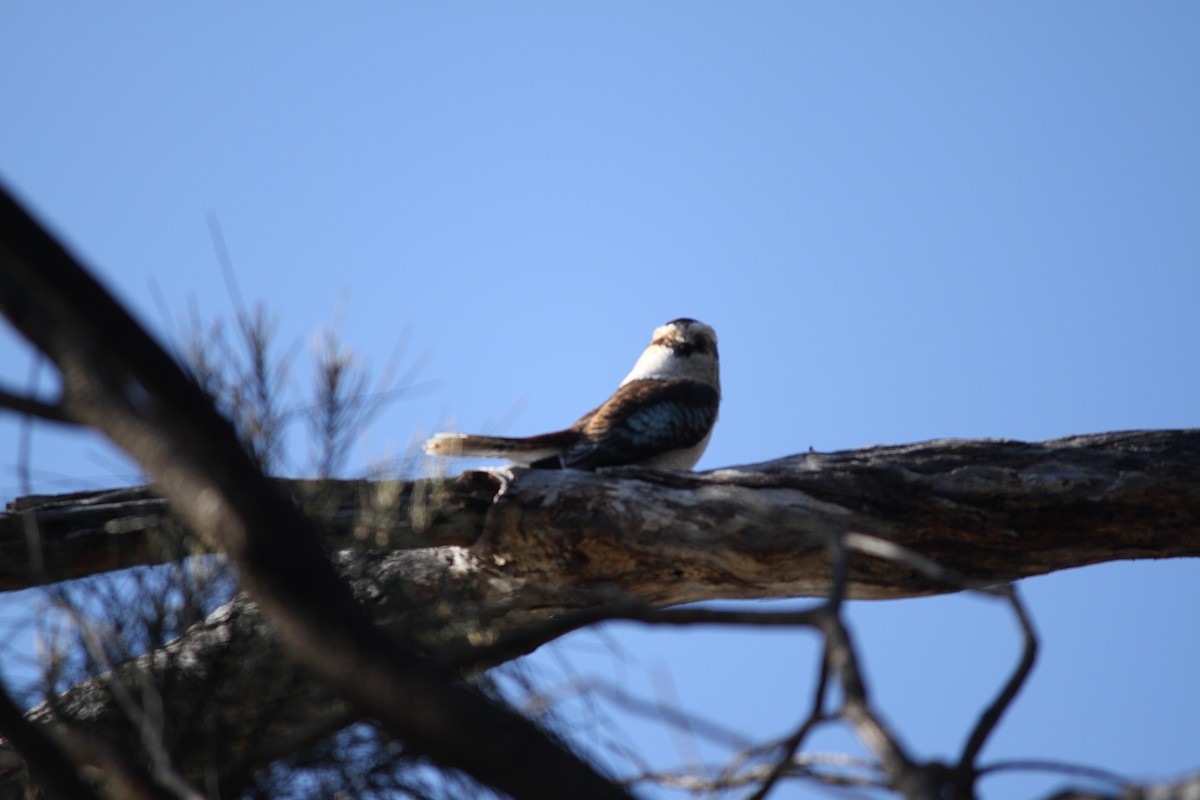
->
0;476;491;592
6;428;1199;598
1;428;1197;795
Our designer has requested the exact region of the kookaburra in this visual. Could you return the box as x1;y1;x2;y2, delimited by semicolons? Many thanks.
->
424;318;719;470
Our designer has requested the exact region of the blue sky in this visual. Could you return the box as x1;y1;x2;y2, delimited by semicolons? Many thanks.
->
2;4;1198;798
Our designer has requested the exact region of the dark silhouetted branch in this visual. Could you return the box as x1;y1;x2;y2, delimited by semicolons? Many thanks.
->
0;181;631;800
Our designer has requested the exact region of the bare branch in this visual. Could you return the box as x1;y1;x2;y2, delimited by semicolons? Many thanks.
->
624;752;884;793
979;760;1128;792
820;537;917;784
444;600;826;670
0;384;73;425
744;629;833;800
6;429;1198;596
959;586;1038;770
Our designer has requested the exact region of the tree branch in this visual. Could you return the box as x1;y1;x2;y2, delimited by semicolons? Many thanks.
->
0;181;630;800
0;384;74;425
1;429;1197;795
6;429;1199;595
3;180;1198;799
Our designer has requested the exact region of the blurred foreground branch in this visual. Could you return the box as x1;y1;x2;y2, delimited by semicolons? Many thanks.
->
0;182;630;800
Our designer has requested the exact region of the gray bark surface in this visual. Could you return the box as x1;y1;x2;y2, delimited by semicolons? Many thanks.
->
6;428;1198;598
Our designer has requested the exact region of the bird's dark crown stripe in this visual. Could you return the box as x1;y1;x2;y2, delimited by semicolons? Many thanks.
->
650;324;717;358
666;339;716;358
650;335;716;358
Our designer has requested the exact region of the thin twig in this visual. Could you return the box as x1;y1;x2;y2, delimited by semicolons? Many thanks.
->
442;599;826;670
747;534;846;800
746;643;834;800
959;585;1038;769
0;385;73;425
977;758;1129;787
625;751;885;792
538;677;755;752
844;531;1003;596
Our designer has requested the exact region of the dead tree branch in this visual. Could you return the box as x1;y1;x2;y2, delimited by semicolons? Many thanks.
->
0;429;1195;797
2;423;1198;795
6;428;1199;596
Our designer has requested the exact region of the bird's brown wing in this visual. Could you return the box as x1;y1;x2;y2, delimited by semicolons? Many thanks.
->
545;378;718;470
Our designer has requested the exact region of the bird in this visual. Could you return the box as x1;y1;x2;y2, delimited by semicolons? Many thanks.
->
424;318;720;470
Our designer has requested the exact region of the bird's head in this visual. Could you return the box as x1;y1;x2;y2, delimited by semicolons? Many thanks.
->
621;318;720;388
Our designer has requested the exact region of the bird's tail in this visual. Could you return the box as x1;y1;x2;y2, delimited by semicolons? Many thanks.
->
423;431;574;465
